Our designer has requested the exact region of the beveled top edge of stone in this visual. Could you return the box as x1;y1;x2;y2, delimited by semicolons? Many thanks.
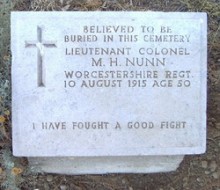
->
11;11;207;18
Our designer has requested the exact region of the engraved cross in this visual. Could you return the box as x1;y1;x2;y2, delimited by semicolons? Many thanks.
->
25;26;57;87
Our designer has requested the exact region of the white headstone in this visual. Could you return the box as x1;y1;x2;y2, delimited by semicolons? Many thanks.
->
11;12;207;173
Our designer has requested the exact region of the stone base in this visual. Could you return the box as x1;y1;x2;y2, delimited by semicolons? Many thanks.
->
28;155;184;174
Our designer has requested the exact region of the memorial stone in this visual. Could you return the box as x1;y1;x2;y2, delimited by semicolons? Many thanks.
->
11;12;207;173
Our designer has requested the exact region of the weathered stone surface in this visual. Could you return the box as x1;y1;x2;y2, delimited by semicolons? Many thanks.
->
28;155;184;174
11;12;207;173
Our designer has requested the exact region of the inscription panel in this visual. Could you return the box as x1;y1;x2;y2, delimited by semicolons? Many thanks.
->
12;12;207;156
